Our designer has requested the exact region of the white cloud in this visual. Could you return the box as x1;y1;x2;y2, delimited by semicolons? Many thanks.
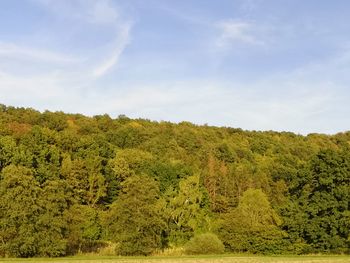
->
1;53;347;135
216;20;264;47
87;0;119;25
33;0;120;25
0;42;79;64
2;1;349;135
87;47;350;135
0;0;131;77
29;0;132;78
0;70;74;103
93;23;132;77
0;0;133;114
1;38;348;135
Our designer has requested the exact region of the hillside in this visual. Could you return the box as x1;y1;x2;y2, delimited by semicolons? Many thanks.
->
0;104;349;257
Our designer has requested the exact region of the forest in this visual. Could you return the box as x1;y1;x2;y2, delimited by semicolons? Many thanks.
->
0;104;349;257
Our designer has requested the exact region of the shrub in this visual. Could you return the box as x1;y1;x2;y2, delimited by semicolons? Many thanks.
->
184;233;224;255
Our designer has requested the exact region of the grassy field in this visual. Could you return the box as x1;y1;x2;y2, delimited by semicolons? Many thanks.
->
0;255;349;263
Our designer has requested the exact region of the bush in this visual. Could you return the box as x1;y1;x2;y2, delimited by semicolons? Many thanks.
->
184;233;225;255
219;227;289;254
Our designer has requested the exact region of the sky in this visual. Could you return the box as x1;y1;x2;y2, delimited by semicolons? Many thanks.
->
1;0;350;135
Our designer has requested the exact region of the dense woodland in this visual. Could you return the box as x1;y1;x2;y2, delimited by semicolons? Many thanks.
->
0;104;349;257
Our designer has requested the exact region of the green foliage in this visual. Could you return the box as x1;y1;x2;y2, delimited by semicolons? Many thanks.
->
148;161;191;192
0;165;67;257
103;175;165;255
1;105;350;257
35;180;69;257
0;165;41;257
0;136;17;170
64;204;102;254
109;122;146;148
237;189;282;228
215;142;236;163
184;233;225;255
166;174;210;246
61;156;106;206
283;149;350;253
218;189;288;254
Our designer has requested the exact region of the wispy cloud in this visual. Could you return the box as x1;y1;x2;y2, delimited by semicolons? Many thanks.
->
29;0;132;78
1;46;347;135
33;0;120;26
216;20;264;47
93;23;132;77
0;70;75;103
90;79;334;136
0;0;133;113
91;47;350;134
0;42;79;64
2;0;349;135
0;0;132;77
86;0;119;25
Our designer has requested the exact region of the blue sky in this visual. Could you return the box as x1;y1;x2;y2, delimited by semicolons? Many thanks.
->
1;0;350;134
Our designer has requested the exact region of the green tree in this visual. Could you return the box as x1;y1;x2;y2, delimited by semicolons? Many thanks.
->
284;149;350;252
103;175;165;255
61;156;106;207
0;165;41;257
35;180;69;257
0;166;70;257
0;136;16;170
64;204;102;254
218;189;287;254
105;149;153;202
166;174;210;246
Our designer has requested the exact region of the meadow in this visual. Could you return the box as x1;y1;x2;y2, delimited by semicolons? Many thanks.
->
0;255;349;263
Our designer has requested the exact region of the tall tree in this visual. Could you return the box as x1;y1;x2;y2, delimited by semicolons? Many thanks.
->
218;189;287;254
103;174;165;255
0;166;68;257
166;174;210;245
284;149;350;252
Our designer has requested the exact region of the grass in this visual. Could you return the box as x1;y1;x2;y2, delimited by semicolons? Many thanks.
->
0;254;349;263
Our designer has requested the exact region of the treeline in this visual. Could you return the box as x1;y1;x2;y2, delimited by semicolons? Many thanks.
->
0;104;349;257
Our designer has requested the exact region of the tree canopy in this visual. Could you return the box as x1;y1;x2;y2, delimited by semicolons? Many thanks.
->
0;104;349;257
